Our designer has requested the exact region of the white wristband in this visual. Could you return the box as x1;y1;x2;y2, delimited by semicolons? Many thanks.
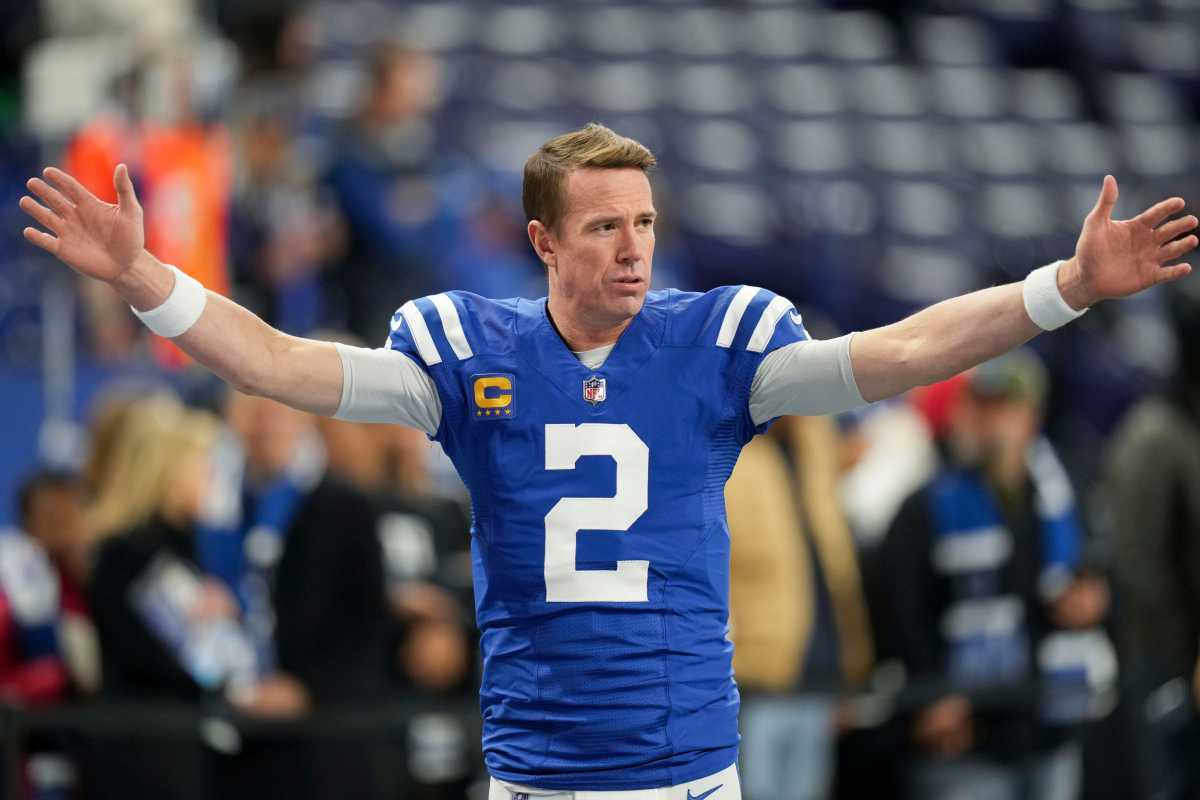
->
1023;260;1087;331
130;264;207;338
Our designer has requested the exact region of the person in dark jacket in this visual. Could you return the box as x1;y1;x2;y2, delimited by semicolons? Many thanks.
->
214;390;395;799
1106;285;1200;800
87;400;230;799
873;351;1112;800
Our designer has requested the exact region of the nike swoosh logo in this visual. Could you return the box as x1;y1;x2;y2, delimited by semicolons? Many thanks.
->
686;784;722;800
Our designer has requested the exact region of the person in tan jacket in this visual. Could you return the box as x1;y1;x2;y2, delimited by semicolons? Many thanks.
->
727;415;874;800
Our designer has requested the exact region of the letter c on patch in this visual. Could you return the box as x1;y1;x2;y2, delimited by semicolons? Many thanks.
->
474;376;512;409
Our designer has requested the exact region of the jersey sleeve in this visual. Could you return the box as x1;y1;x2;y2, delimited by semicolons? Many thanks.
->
703;286;853;433
334;292;478;438
713;285;812;356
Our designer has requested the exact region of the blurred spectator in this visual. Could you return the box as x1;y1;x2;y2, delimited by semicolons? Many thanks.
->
64;43;233;367
4;473;92;800
442;187;543;301
838;399;939;548
216;391;393;799
3;480;71;704
315;408;472;695
85;393;204;541
323;44;449;339
14;469;98;698
310;332;478;785
86;398;233;799
726;415;874;800
88;399;249;700
873;351;1113;800
228;102;342;335
1106;284;1200;800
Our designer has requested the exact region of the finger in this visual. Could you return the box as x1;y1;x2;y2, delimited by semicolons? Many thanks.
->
1155;214;1199;244
42;167;90;204
1090;174;1119;220
23;226;60;255
1136;196;1187;229
1155;263;1192;285
1159;234;1198;263
18;196;63;234
113;163;140;210
26;177;74;217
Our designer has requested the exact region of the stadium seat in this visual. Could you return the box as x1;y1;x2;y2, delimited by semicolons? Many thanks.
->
848;65;928;119
823;11;898;63
670;65;753;115
860;120;953;175
911;15;997;66
742;8;823;61
478;6;561;56
487;60;564;113
878;245;980;305
573;7;657;57
1100;72;1187;123
771;119;855;174
1009;69;1086;121
1043;122;1115;178
679;181;775;245
762;64;846;117
883;181;964;239
958;121;1040;177
928;67;1005;120
978;182;1056;238
660;8;740;58
1127;20;1200;80
577;63;660;114
395;3;475;52
1119;122;1192;179
677;120;761;175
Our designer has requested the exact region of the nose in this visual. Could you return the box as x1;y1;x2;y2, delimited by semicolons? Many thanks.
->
616;224;644;266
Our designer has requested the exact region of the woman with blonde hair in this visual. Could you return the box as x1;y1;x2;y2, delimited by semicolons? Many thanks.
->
82;394;246;797
85;393;220;544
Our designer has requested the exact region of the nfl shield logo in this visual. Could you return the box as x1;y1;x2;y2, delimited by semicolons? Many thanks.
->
582;375;607;406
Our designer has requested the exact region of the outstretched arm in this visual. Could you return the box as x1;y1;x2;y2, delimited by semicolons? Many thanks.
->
21;165;344;414
851;176;1196;402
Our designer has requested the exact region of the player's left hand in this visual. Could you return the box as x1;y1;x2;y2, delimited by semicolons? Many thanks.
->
1060;176;1197;309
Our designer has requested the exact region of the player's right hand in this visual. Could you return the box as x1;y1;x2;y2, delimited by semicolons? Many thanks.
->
19;164;145;284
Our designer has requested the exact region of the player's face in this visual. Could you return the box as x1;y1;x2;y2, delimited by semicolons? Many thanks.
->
543;168;656;328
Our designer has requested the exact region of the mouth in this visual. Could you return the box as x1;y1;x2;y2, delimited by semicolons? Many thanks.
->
613;276;644;286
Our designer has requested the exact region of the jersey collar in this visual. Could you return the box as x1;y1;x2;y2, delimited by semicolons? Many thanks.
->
518;295;665;409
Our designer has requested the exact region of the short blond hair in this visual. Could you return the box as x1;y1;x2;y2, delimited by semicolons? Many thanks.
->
522;123;656;231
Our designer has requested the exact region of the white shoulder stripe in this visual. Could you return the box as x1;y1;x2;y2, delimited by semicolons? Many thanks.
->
398;301;442;365
747;295;796;353
428;293;473;360
716;286;761;348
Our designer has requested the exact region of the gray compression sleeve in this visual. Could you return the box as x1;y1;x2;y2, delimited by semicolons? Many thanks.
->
748;333;867;425
333;343;442;435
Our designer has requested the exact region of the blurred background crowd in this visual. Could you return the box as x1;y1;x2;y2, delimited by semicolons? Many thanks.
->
1;0;1199;798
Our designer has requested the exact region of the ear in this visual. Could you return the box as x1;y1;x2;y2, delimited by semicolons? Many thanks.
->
527;220;557;269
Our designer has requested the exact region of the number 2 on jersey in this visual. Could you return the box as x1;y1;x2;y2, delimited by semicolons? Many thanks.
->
544;423;649;602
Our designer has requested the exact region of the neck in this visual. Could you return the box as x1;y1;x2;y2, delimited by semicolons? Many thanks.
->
546;297;632;352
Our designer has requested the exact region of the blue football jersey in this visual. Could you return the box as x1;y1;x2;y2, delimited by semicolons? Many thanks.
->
385;286;809;789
